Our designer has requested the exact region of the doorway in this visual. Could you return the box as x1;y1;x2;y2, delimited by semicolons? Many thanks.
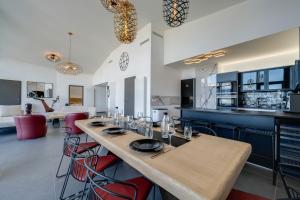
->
94;83;108;115
69;85;84;106
124;76;136;116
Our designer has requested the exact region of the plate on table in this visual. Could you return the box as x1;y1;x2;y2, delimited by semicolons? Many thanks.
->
89;121;106;127
102;127;126;135
129;139;164;152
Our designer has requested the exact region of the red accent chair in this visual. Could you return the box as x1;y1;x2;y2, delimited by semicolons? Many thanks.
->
64;112;89;135
14;115;47;140
227;189;270;200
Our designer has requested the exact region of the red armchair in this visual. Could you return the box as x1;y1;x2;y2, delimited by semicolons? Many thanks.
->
64;112;89;135
14;115;47;140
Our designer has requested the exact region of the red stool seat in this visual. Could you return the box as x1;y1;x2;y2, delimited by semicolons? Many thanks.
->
72;155;119;182
95;177;152;200
64;112;89;135
227;189;270;200
64;141;99;156
77;142;99;154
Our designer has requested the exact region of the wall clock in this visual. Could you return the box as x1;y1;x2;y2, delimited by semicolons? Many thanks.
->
119;52;129;71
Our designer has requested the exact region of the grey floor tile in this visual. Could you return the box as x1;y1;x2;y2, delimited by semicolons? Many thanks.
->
0;125;299;200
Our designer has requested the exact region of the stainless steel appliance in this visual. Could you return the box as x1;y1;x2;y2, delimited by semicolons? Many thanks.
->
181;79;195;108
217;97;238;108
289;94;300;113
152;108;168;123
216;72;238;109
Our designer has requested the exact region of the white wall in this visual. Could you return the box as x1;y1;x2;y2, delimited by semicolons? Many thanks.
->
151;32;181;117
164;0;300;65
151;33;181;97
56;72;94;109
0;59;56;112
0;58;94;113
93;24;152;116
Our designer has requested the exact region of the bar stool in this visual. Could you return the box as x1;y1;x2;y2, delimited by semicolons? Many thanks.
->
227;189;270;200
212;123;240;139
278;163;300;200
59;136;119;200
190;119;211;128
191;125;218;136
56;127;101;178
84;154;153;200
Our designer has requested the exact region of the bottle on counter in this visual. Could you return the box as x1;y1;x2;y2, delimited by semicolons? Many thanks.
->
161;112;170;139
113;107;119;125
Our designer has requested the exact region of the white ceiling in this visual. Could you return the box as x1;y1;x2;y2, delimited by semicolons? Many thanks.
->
0;0;245;73
170;27;299;68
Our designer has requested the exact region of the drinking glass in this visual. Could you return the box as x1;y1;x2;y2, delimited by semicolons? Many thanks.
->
145;126;153;139
184;126;192;140
168;123;176;145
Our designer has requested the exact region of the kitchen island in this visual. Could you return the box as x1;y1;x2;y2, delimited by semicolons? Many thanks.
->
76;119;251;200
180;108;300;183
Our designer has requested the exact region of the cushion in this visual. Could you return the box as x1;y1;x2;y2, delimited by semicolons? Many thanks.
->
227;189;270;200
72;155;119;182
0;116;15;128
95;177;152;200
0;105;21;117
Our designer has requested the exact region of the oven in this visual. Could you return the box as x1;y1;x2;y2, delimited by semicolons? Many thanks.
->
217;96;238;108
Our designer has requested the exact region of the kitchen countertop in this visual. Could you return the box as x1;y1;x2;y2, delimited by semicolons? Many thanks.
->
180;107;300;119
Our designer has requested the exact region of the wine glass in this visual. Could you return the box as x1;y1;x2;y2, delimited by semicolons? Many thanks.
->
168;121;176;145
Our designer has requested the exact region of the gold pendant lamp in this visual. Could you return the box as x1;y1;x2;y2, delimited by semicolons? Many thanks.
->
114;0;137;44
100;0;120;13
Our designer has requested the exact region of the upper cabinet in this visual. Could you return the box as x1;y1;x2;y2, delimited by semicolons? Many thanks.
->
239;66;291;92
267;68;290;90
241;71;257;91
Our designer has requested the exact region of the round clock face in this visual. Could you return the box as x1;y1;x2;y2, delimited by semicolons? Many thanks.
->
119;52;129;71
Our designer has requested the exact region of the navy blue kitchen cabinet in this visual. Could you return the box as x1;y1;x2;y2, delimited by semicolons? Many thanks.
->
239;129;274;169
181;109;275;169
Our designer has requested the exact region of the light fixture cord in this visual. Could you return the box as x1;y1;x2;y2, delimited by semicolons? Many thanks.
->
68;32;72;62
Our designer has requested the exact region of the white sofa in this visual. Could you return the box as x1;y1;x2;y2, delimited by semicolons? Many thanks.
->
44;106;96;120
0;105;22;128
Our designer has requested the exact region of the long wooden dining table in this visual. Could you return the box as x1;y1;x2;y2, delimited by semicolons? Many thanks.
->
75;119;252;200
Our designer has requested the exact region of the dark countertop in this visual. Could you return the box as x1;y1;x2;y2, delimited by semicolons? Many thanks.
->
180;107;300;119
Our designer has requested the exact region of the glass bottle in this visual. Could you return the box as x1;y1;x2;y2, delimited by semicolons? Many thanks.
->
114;107;119;125
161;112;170;139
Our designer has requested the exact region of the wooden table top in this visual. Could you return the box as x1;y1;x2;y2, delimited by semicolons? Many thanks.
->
76;119;252;200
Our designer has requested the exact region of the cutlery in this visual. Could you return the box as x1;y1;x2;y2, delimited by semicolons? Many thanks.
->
151;148;172;159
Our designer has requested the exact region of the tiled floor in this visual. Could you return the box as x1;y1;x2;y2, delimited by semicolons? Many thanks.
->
0;124;299;200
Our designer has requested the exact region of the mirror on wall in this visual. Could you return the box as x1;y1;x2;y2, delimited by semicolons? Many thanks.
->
69;85;84;106
27;81;53;98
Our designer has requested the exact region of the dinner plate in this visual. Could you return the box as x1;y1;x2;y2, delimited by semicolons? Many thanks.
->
89;121;106;127
102;127;126;135
129;139;164;152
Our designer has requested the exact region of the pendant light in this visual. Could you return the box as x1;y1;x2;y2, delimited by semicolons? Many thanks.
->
114;0;137;44
163;0;189;27
56;32;82;75
100;0;120;13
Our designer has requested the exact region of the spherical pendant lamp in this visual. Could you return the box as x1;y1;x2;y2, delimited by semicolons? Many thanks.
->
100;0;120;13
163;0;189;27
114;1;137;44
